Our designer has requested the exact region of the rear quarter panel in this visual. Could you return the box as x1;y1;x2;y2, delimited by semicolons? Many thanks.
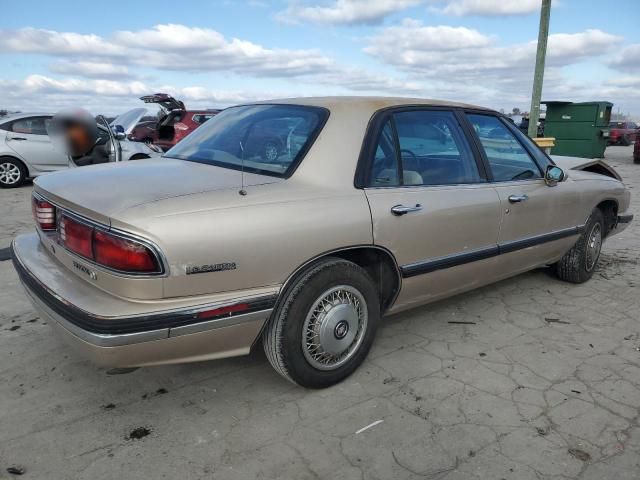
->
115;183;374;298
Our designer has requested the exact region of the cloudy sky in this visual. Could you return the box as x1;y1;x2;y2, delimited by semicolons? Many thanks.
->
2;0;639;116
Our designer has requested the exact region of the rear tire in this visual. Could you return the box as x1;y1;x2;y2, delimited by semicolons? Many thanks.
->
554;209;604;283
263;257;380;388
0;157;27;188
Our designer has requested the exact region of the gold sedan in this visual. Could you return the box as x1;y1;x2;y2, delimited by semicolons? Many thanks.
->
12;97;633;388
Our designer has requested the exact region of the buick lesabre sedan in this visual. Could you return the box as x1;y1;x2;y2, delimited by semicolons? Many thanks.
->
12;97;633;388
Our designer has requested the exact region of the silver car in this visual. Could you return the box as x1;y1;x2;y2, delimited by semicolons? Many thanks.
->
0;109;160;187
0;113;68;187
11;97;633;388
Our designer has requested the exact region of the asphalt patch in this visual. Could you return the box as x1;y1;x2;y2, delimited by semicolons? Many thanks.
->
6;465;26;475
568;448;591;462
545;318;571;325
141;388;169;400
127;427;152;440
106;367;139;376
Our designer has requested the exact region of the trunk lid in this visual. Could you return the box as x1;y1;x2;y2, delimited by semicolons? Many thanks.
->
33;158;281;221
140;93;184;113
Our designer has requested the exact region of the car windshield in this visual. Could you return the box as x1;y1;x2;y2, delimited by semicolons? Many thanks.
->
165;104;328;177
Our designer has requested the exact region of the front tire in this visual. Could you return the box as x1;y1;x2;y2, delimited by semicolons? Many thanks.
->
554;209;604;283
263;257;380;388
0;157;27;188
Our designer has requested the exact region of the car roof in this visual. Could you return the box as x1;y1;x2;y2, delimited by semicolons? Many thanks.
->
248;96;494;113
188;110;220;114
0;112;54;123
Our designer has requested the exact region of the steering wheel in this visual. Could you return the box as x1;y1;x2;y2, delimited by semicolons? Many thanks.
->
400;149;417;163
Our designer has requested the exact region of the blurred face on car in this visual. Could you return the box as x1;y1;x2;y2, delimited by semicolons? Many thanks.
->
66;123;93;157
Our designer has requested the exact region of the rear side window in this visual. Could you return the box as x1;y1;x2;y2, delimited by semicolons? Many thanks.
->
11;117;50;135
368;110;481;187
467;114;542;182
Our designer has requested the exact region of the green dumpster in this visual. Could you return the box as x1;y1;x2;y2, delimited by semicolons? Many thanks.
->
542;101;612;158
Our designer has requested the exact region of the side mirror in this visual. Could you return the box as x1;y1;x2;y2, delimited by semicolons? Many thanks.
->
112;124;126;141
545;165;565;186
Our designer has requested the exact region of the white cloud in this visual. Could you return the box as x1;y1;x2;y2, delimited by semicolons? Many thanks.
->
366;21;621;78
364;20;491;60
363;21;632;112
546;30;622;63
0;27;126;57
608;44;640;72
430;0;542;16
277;0;546;25
0;25;334;78
0;24;420;101
0;75;276;114
277;0;421;25
49;61;132;79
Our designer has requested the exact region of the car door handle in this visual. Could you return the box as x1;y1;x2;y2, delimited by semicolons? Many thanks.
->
391;204;423;216
508;194;529;203
7;137;27;141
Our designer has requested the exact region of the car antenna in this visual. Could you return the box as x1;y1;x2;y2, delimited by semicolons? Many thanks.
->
238;140;247;196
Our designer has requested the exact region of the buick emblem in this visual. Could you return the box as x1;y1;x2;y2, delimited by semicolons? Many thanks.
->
334;320;349;339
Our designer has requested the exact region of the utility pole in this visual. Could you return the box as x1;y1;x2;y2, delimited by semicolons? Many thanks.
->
528;0;552;138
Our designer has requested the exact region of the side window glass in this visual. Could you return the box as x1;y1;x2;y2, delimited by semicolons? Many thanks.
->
11;117;48;135
467;114;542;181
370;120;400;186
393;110;481;185
515;126;552;170
192;114;214;125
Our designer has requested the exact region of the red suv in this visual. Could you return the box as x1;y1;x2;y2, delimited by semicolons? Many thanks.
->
608;121;638;146
139;94;220;151
128;120;158;144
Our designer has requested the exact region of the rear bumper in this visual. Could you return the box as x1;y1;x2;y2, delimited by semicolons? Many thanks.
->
11;234;276;367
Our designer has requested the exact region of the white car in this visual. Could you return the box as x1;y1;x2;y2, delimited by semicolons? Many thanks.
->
0;109;160;188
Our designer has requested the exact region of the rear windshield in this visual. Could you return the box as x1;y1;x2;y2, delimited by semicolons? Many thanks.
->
165;104;328;178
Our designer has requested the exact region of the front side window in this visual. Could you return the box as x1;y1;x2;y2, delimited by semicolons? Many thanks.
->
11;117;50;135
467;114;542;182
394;110;480;185
165;105;328;178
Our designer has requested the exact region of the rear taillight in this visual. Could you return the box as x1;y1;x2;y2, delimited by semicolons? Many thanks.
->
32;197;56;231
60;216;93;258
59;214;160;274
93;230;157;272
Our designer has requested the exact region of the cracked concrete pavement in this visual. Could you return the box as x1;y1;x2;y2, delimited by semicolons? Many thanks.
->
0;146;638;479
